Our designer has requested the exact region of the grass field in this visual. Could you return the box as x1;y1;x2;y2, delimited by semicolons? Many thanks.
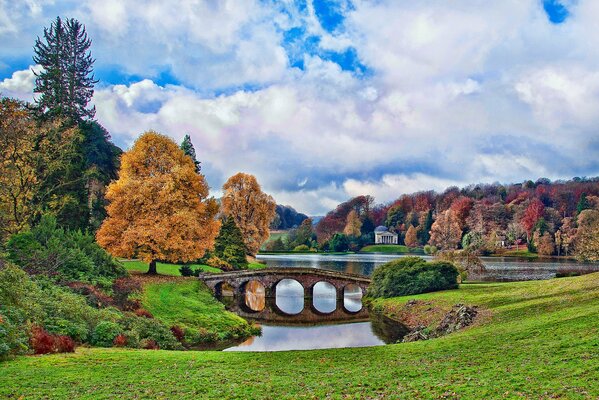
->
1;273;598;399
122;260;264;275
141;278;258;344
360;244;424;254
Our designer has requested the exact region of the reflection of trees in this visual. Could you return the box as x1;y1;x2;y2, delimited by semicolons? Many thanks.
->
369;310;410;344
244;280;266;311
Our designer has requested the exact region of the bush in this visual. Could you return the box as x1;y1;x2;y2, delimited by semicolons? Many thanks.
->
119;315;182;350
113;334;127;347
67;282;114;308
367;257;459;298
112;277;142;309
170;325;185;342
30;326;56;355
293;244;310;252
92;321;123;347
134;308;153;318
0;307;30;358
6;215;126;284
179;265;195;277
206;256;233;271
423;245;438;255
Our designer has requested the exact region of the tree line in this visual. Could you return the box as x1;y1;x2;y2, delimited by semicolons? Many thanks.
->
0;17;278;275
313;179;599;261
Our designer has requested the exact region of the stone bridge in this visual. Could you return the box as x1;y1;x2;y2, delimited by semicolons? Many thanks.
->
199;267;371;299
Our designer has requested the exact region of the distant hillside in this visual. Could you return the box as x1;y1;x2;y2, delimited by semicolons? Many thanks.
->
315;177;599;256
270;204;309;230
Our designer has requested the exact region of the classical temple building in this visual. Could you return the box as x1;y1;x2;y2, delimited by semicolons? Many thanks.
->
374;226;398;244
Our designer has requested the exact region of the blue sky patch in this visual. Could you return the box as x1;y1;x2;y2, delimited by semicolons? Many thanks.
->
543;0;570;24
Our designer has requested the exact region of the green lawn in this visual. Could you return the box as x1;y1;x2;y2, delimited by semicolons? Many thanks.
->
141;279;258;344
1;273;598;399
122;260;265;275
360;244;423;254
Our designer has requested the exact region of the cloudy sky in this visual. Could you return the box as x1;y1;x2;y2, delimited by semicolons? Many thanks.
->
1;0;598;215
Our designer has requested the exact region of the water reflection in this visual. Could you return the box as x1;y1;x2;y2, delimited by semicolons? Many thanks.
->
312;282;336;314
244;280;265;312
275;279;304;315
343;284;363;313
224;322;386;352
369;310;410;344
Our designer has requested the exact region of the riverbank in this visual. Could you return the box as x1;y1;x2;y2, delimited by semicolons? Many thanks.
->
2;272;597;398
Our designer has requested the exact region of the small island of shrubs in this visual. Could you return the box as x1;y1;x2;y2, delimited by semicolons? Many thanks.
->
367;257;459;298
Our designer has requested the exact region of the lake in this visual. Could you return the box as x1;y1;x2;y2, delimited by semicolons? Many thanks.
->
256;253;599;281
222;252;598;352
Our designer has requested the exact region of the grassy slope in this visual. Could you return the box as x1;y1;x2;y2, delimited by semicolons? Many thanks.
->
141;278;256;342
1;273;598;399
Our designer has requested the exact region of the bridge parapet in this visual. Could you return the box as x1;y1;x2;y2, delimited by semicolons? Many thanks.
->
199;267;371;299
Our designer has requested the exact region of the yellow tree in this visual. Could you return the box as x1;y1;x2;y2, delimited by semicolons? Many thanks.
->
574;209;599;262
343;210;362;237
429;209;462;250
221;173;276;256
404;225;418;248
96;131;220;274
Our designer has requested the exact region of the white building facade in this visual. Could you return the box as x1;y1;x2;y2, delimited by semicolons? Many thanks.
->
374;226;398;244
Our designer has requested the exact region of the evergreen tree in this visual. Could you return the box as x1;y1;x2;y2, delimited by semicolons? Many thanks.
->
33;17;97;121
214;216;248;269
577;193;589;214
180;134;201;173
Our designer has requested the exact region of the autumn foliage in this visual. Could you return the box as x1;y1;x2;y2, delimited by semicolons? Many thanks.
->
97;132;220;273
221;173;276;256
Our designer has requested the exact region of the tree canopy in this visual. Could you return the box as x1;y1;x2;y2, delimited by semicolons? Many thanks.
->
96;131;220;273
33;17;97;121
221;173;276;256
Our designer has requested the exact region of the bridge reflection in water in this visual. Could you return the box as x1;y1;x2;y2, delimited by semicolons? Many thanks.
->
217;278;369;325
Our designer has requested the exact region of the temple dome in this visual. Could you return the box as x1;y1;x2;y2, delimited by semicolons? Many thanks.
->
374;225;389;232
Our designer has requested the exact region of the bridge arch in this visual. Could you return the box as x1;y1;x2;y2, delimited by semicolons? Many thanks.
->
311;281;337;314
343;283;364;313
240;279;266;312
274;278;304;315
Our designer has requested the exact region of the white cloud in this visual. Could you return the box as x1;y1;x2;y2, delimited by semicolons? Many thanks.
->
2;1;599;215
0;64;41;101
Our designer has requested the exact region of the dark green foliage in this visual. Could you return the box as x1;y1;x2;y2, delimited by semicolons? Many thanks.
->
33;17;97;121
119;315;182;350
576;193;589;214
179;265;194;277
368;257;459;298
6;215;126;283
180;134;201;173
329;233;349;252
418;210;433;245
92;321;122;347
213;217;248;270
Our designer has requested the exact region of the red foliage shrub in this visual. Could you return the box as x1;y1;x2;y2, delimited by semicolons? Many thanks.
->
30;326;76;354
67;282;114;308
54;335;75;353
134;308;153;318
170;325;185;342
31;326;56;355
112;278;142;307
113;334;127;347
140;339;159;350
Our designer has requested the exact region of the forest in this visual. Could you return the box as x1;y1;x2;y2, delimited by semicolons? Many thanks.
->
309;178;599;259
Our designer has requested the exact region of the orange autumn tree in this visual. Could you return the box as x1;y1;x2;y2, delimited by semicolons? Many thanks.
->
221;173;276;256
96;131;220;274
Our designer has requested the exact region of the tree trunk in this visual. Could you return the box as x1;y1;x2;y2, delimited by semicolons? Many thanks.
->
147;260;157;275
